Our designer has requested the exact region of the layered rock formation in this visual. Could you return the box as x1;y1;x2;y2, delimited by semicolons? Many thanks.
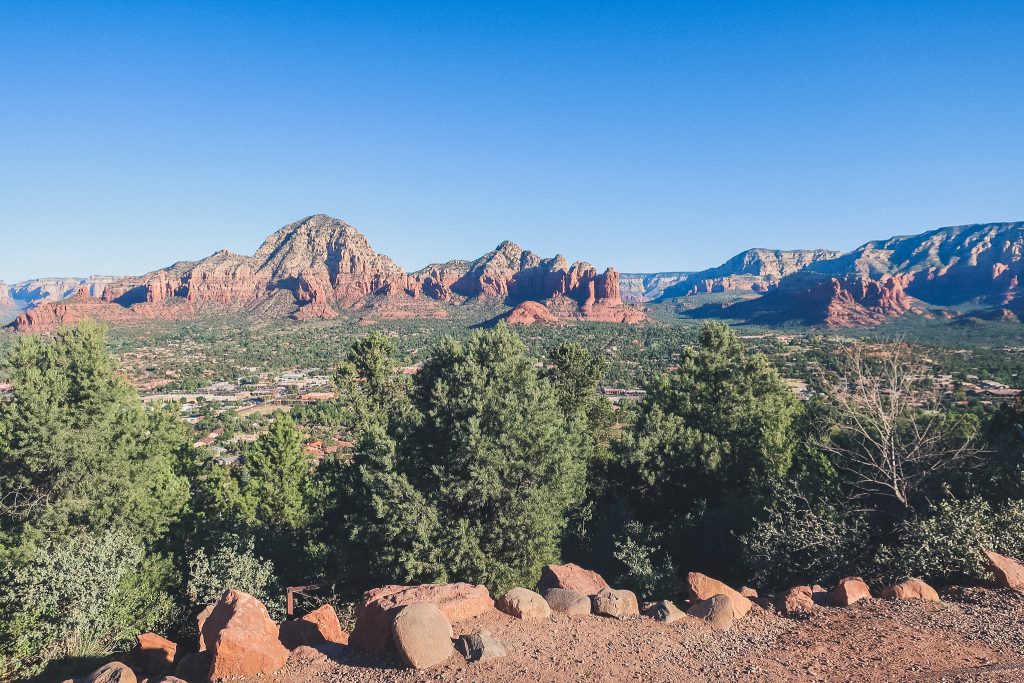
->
8;215;644;331
708;222;1024;326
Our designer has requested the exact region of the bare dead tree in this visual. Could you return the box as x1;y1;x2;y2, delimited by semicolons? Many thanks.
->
815;340;981;512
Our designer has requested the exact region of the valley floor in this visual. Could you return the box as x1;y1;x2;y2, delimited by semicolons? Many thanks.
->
247;588;1024;683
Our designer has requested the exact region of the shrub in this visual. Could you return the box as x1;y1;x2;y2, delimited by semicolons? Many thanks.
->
741;490;869;589
611;521;678;599
0;529;173;680
877;497;1024;585
186;535;281;617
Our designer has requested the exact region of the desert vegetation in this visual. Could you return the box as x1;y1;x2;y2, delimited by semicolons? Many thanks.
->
1;321;1023;680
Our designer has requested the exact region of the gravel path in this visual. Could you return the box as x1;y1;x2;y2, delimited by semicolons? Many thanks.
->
244;589;1024;683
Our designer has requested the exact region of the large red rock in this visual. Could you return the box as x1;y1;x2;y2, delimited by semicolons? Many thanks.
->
201;589;290;679
7;216;646;332
536;563;609;597
349;583;494;653
687;572;753;619
832;577;872;606
984;550;1024;590
279;604;350;649
132;632;177;675
880;579;940;602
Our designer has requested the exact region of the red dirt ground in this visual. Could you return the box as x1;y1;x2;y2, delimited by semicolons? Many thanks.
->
234;588;1024;683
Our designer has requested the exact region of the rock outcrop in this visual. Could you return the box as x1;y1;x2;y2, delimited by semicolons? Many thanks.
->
659;249;843;299
504;300;560;325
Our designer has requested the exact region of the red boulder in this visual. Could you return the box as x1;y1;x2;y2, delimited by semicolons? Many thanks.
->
687;572;753;619
280;604;350;649
536;563;609;597
832;577;872;606
132;632;177;675
201;589;290;679
984;549;1024;591
880;579;940;602
777;586;815;616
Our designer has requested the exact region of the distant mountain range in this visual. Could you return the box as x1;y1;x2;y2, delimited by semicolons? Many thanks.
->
5;217;1024;330
4;215;641;331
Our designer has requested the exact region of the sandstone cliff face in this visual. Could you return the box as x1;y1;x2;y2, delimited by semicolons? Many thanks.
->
712;271;915;327
8;215;644;331
0;282;14;309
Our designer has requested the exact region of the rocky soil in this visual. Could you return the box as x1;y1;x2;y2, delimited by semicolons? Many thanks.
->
247;588;1024;683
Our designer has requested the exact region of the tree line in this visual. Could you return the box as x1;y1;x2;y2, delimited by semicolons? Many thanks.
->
1;321;1022;680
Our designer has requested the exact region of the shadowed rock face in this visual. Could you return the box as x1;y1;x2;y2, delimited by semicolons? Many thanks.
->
9;214;643;331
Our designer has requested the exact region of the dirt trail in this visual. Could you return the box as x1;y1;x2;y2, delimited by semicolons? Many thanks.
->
247;589;1024;683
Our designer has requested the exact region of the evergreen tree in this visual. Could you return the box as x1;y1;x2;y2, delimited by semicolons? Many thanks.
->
333;324;588;593
0;322;190;561
610;322;799;583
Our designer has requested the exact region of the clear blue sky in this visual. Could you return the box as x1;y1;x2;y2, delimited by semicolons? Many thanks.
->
2;1;1023;282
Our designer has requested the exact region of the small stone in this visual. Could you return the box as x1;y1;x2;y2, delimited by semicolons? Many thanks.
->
455;630;507;662
643;600;686;624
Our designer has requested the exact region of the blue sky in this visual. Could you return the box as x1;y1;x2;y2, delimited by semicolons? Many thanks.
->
2;1;1023;282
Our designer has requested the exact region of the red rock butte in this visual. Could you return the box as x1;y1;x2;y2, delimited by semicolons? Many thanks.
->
8;214;646;332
